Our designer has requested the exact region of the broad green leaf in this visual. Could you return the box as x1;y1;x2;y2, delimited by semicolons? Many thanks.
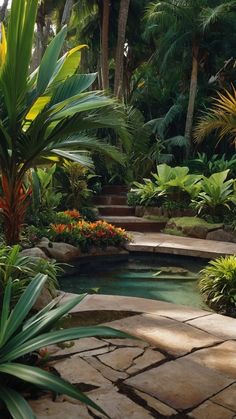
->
51;44;88;85
50;73;97;106
25;96;51;121
0;294;87;355
37;26;67;94
1;326;131;362
0;385;35;419
1;274;47;345
0;363;108;417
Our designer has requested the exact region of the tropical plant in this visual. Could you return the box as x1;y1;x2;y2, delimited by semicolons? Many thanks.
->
56;161;96;209
0;274;129;418
199;256;236;315
187;152;236;177
194;86;236;147
0;245;60;306
49;220;130;251
131;164;202;206
146;0;236;152
30;165;63;214
0;0;129;245
191;170;236;215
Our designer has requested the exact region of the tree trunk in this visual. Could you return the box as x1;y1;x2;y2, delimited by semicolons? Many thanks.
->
61;0;74;26
184;42;199;156
114;0;130;99
101;0;110;90
0;0;9;21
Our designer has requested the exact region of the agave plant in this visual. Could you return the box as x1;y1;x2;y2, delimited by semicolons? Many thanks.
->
199;256;236;315
0;0;129;245
0;274;129;418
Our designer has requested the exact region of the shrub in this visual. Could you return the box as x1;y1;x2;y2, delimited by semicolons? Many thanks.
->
49;220;130;252
199;256;236;316
0;245;61;306
191;170;236;216
130;164;201;207
0;275;128;418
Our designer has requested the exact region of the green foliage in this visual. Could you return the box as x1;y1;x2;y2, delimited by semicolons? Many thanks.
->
131;164;202;206
187;153;236;177
199;256;236;315
30;165;63;212
49;220;130;252
191;170;236;215
0;275;129;418
0;245;60;307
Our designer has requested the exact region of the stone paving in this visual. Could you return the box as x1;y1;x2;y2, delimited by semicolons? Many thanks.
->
30;294;236;418
126;231;236;259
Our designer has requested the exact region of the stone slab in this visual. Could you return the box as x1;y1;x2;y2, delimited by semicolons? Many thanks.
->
85;356;128;382
88;387;152;418
128;232;236;258
104;314;222;356
125;358;234;410
127;349;165;374
188;314;236;340
29;398;91;419
134;390;177;416
59;293;210;321
188;400;235;419
185;340;236;379
54;356;111;388
211;383;236;412
54;337;109;356
98;347;144;371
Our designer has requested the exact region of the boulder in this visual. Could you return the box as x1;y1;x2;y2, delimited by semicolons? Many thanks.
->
21;247;49;259
33;286;55;311
38;241;81;262
206;229;234;243
165;217;223;239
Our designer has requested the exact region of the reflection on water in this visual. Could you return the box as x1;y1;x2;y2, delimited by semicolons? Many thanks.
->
59;253;207;309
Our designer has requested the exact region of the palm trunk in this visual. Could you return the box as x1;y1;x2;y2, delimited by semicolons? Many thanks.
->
114;0;130;99
101;0;110;90
184;42;199;156
61;0;74;26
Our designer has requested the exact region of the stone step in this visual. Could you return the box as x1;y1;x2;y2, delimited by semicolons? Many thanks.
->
100;216;166;232
94;195;127;205
97;205;135;216
102;185;128;195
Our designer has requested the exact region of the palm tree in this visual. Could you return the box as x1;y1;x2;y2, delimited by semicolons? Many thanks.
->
0;0;128;245
114;0;131;99
101;0;110;90
194;86;236;146
146;0;236;154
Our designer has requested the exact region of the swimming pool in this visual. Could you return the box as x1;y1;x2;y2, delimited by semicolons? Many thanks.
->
59;253;207;309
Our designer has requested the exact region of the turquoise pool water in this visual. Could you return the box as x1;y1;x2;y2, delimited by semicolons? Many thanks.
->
59;254;206;309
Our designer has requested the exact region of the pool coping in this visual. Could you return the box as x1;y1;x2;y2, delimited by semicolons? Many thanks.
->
126;232;236;259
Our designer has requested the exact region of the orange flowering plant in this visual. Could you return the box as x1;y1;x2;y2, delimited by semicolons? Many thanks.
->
49;220;130;252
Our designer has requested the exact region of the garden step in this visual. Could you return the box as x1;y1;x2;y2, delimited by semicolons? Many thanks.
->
100;216;166;232
94;195;127;205
97;205;135;216
102;185;128;195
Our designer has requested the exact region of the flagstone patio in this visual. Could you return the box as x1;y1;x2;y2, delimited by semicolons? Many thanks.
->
30;294;236;418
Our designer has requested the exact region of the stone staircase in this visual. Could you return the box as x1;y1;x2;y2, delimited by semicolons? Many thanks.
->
94;185;166;232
